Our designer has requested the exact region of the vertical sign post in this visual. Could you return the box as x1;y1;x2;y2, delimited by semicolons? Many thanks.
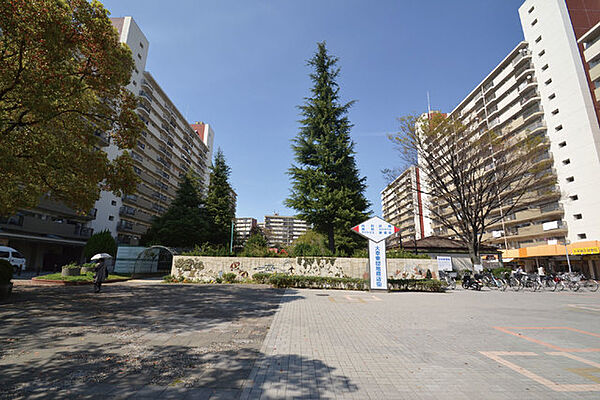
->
352;216;399;290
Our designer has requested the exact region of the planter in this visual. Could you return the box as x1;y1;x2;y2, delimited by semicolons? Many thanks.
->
80;266;94;274
0;282;13;300
62;267;81;277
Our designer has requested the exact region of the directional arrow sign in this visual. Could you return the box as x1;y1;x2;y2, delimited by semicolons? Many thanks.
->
351;216;399;243
351;216;399;290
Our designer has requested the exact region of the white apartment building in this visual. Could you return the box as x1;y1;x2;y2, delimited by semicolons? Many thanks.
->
263;215;310;247
91;17;213;246
234;217;258;248
381;166;432;248
519;0;600;244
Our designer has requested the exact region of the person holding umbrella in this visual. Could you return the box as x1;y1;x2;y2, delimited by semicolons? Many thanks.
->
91;253;112;293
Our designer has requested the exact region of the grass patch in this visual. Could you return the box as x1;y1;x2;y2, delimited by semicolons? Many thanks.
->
33;272;130;282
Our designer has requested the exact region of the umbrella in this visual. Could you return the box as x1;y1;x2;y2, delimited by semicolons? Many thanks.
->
91;253;113;261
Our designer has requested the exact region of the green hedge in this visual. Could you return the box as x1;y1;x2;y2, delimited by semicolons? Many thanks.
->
252;272;273;284
267;274;367;290
388;278;445;292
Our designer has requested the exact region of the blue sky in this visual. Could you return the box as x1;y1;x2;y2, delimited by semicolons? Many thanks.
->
101;0;525;221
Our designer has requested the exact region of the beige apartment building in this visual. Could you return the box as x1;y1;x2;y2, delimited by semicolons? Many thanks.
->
263;215;310;247
381;166;431;249
91;17;212;246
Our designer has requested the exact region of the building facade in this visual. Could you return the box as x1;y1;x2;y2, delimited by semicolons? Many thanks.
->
263;215;310;247
383;1;600;252
381;166;432;249
91;17;212;246
234;217;258;248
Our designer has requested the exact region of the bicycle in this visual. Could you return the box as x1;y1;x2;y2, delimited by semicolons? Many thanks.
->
439;270;457;290
573;273;599;292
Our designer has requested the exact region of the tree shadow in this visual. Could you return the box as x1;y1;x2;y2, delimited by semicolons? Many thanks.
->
1;343;357;399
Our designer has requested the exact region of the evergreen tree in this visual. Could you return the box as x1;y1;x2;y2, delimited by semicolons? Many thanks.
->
84;230;117;259
205;149;236;246
286;42;370;254
141;172;207;248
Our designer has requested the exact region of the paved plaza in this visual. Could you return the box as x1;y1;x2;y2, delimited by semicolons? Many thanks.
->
2;282;600;399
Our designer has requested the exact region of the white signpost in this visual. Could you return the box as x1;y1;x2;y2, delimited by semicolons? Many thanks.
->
352;216;399;290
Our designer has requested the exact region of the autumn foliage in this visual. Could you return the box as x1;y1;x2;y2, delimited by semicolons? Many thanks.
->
0;0;143;215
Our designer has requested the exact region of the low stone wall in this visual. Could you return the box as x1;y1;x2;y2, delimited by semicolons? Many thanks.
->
171;256;439;281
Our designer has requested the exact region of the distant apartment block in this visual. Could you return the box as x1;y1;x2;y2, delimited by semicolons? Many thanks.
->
234;217;258;247
91;17;213;246
381;166;432;248
263;215;310;247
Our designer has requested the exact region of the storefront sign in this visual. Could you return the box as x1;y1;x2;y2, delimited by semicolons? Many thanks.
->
572;247;600;255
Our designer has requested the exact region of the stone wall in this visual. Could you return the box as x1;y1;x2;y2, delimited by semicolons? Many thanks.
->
171;256;439;281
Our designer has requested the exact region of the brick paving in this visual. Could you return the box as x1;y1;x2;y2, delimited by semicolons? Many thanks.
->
3;281;600;399
1;282;284;399
241;289;600;399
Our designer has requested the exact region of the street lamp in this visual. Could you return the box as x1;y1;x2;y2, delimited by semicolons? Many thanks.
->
564;238;572;274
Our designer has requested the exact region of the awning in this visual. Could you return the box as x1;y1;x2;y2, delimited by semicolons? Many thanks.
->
0;232;86;246
501;240;600;259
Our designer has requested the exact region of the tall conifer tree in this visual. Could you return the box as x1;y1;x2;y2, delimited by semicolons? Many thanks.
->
205;149;236;246
142;172;207;248
286;42;370;254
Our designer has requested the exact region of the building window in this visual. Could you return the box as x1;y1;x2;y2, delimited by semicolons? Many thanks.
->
109;216;114;221
562;159;570;165
539;49;545;57
542;64;548;71
574;214;583;220
545;78;552;85
535;36;542;43
111;200;117;206
566;176;574;182
558;141;566;148
578;233;587;239
549;93;556;100
137;53;142;60
551;109;559;115
139;42;144;48
570;194;579;201
555;124;562;131
528;6;534;13
132;80;137;86
531;19;538;26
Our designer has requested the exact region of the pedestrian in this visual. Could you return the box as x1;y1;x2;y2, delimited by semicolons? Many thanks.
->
93;258;107;293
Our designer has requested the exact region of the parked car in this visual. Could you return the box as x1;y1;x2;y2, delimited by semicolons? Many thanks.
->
0;246;27;273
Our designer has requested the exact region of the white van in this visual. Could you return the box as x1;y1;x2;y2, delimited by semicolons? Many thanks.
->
0;246;27;272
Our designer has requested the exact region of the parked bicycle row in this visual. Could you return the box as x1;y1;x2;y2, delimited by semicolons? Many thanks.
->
439;269;599;292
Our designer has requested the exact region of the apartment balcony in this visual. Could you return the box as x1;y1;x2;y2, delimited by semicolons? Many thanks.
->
511;50;532;67
141;79;154;93
137;102;151;115
94;130;110;147
117;220;148;235
139;90;153;103
519;92;540;106
119;206;136;217
486;204;564;231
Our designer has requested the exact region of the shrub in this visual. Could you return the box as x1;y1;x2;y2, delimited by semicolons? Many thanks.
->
222;272;237;283
388;279;445;292
163;275;175;282
62;263;81;270
267;274;367;290
84;230;117;260
0;259;13;284
252;272;273;284
182;243;230;257
491;267;512;278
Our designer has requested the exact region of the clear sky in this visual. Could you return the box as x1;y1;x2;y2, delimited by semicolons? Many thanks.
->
100;0;525;221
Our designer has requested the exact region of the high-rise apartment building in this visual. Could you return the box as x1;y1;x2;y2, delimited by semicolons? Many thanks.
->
263;215;310;247
234;217;258;248
381;166;431;248
383;1;600;251
518;0;600;244
91;17;212;246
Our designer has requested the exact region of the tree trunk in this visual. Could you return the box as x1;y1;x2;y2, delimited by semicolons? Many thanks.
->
467;241;481;268
327;226;335;254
